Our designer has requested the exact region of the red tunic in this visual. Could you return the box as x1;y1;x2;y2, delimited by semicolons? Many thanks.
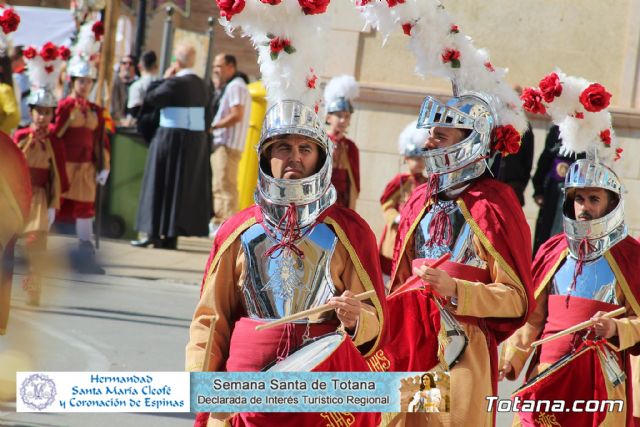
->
330;135;360;210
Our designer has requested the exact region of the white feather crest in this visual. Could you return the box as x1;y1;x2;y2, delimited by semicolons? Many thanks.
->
72;20;101;59
324;75;359;105
218;0;331;108
527;69;617;162
353;0;527;134
398;120;428;155
25;53;63;91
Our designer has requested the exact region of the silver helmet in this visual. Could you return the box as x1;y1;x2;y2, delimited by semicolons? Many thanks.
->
416;91;496;193
27;87;57;108
68;57;97;79
326;97;353;114
255;100;336;230
562;157;627;261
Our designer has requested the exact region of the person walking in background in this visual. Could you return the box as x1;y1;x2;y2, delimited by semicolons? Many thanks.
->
532;124;578;255
378;120;428;278
11;46;31;129
125;50;158;122
324;75;360;210
109;53;137;124
209;53;250;236
132;44;213;250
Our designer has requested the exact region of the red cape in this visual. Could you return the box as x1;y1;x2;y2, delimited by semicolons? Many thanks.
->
391;176;535;343
200;203;387;350
380;172;408;204
54;96;110;159
533;233;640;353
330;134;360;193
14;126;70;193
0;131;31;222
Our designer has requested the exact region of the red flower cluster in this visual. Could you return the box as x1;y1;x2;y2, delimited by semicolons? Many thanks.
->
491;124;521;155
92;21;105;41
44;65;54;74
58;45;71;61
450;24;459;34
0;8;20;34
268;36;294;60
574;112;584;119
441;48;460;68
386;0;405;6
217;0;245;20
260;0;282;4
306;69;318;89
579;83;611;113
298;0;330;15
521;87;546;114
402;22;413;36
484;61;494;72
538;72;562;103
23;46;37;60
40;42;59;62
599;129;611;146
356;0;373;5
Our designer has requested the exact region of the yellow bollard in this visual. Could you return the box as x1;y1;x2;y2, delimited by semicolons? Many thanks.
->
237;81;267;210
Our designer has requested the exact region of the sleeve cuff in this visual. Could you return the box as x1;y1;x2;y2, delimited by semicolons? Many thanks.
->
611;318;637;351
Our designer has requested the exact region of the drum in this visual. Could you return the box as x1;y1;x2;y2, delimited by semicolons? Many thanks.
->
264;333;344;372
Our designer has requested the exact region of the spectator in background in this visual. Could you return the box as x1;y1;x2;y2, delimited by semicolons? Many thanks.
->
531;125;579;254
0;52;20;135
209;53;250;236
11;46;30;129
132;44;213;249
110;54;137;124
126;50;158;122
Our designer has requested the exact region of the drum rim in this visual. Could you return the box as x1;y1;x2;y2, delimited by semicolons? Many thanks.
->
261;331;346;372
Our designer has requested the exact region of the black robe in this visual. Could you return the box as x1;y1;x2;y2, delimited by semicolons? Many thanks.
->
136;73;213;238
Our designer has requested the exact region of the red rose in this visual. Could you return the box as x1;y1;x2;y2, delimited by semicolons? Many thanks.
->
484;61;494;72
600;129;611;146
579;83;611;113
306;72;317;89
217;0;246;20
40;42;59;62
44;65;54;74
538;72;562;103
298;0;330;15
520;87;546;114
58;45;71;61
615;147;623;161
0;8;20;34
23;46;37;60
260;0;281;4
441;48;461;68
92;21;105;41
386;0;405;6
491;125;521;155
450;24;459;34
269;37;294;60
402;22;412;36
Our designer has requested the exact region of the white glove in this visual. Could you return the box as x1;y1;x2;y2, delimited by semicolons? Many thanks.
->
96;169;110;186
48;208;56;228
393;214;401;225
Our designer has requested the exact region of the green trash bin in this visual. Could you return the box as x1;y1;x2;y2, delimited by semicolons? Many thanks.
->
101;127;148;240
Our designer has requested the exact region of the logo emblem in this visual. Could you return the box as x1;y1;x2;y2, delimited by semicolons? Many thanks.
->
20;374;57;410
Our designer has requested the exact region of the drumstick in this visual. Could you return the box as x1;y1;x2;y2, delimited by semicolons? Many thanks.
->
530;307;626;348
255;290;377;331
394;253;452;293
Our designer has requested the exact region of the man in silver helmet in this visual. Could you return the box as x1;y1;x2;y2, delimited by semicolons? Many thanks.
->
378;92;534;426
186;100;386;427
500;158;640;426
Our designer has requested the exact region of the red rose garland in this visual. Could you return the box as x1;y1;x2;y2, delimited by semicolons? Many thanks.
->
58;45;72;61
40;42;59;62
23;46;37;60
0;8;20;34
579;83;611;113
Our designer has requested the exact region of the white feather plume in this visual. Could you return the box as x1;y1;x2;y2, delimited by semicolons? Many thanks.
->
25;53;64;91
324;75;359;106
353;0;527;134
527;69;617;163
218;0;332;109
398;120;429;155
72;20;101;59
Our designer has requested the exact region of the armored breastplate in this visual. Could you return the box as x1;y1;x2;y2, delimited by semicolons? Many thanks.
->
240;223;338;322
414;200;486;268
549;256;618;304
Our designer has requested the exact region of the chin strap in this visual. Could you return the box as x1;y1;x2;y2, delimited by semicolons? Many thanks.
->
425;173;453;248
566;237;595;307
